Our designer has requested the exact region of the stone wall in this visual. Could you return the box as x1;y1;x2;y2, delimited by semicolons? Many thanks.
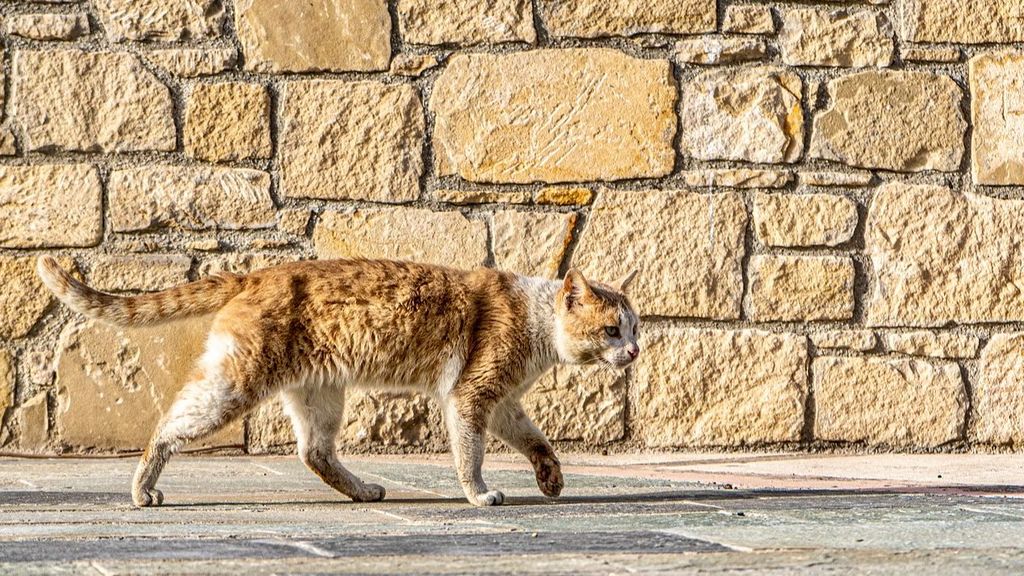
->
1;0;1023;455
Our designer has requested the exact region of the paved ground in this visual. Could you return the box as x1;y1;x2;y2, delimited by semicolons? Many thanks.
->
2;452;1024;574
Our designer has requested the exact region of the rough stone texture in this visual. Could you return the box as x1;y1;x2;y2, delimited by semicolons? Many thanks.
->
810;71;966;172
883;332;980;359
866;183;1024;326
109;166;275;232
903;46;961;63
4;13;89;40
143;48;237;77
314;209;488;269
492;211;576;277
281;81;424;202
196;253;296;276
12;50;175;153
800;171;873;187
247;390;442;453
389;54;440;77
682;169;793;189
55;317;243;451
521;366;626;444
673;37;766;65
779;8;894;67
13;392;48;452
812;330;877;352
680;67;803;164
753;193;858;247
0;350;12;420
723;5;775;34
631;329;808;447
185;82;271;163
89;255;192;292
538;0;715;38
398;0;535;45
277;209;312;236
431;189;531;205
813;357;966;447
235;0;391;72
0;166;101;249
748;256;855;322
535;187;594;206
970;52;1024;186
94;0;222;41
574;189;746;319
0;257;75;339
976;334;1024;445
432;49;676;184
896;0;1024;44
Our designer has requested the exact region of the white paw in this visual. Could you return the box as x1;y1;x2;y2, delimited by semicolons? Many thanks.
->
132;487;164;507
473;490;505;506
352;483;386;502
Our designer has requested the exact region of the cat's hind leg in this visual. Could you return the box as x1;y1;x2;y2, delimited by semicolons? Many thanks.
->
132;332;259;507
489;399;563;498
280;384;385;502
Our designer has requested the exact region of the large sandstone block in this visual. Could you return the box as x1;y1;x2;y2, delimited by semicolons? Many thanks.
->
185;82;271;163
680;67;803;164
970;52;1024;186
398;0;534;45
281;81;424;202
631;329;808;447
109;166;275;232
248;390;443;453
0;256;72;339
235;0;390;72
748;255;855;322
810;71;966;172
572;189;747;319
492;211;576;278
314;208;488;269
0;165;102;248
866;183;1024;326
753;193;858;247
521;365;625;444
12;50;175;153
976;334;1024;445
4;13;90;40
538;0;715;38
896;0;1024;44
813;357;966;447
779;8;894;68
94;0;223;41
55;317;243;451
89;255;192;292
431;49;676;184
723;5;775;34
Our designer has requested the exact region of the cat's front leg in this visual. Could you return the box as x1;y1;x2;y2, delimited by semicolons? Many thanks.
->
440;394;504;506
489;399;563;497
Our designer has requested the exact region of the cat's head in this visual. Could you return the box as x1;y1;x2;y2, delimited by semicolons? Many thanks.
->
554;269;640;368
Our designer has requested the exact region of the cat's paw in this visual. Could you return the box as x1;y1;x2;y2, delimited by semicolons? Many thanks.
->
352;483;386;502
132;487;164;507
532;453;564;498
472;490;505;506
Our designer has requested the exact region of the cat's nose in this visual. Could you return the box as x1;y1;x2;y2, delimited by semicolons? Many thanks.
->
627;344;640;359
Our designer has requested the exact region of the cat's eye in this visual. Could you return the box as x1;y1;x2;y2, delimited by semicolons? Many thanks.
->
604;326;621;338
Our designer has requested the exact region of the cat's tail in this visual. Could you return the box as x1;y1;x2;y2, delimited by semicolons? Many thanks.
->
36;256;246;327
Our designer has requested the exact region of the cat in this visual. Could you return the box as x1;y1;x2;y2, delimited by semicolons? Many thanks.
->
37;256;640;507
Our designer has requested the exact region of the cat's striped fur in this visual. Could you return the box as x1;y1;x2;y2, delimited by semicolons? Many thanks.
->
37;256;640;507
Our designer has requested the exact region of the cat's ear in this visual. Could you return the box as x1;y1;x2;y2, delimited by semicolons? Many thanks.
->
562;268;593;309
611;269;638;293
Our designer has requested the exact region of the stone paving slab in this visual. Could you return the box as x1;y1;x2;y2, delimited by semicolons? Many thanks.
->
2;453;1024;574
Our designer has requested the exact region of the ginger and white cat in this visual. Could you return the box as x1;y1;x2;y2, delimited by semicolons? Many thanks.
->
37;256;640;507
